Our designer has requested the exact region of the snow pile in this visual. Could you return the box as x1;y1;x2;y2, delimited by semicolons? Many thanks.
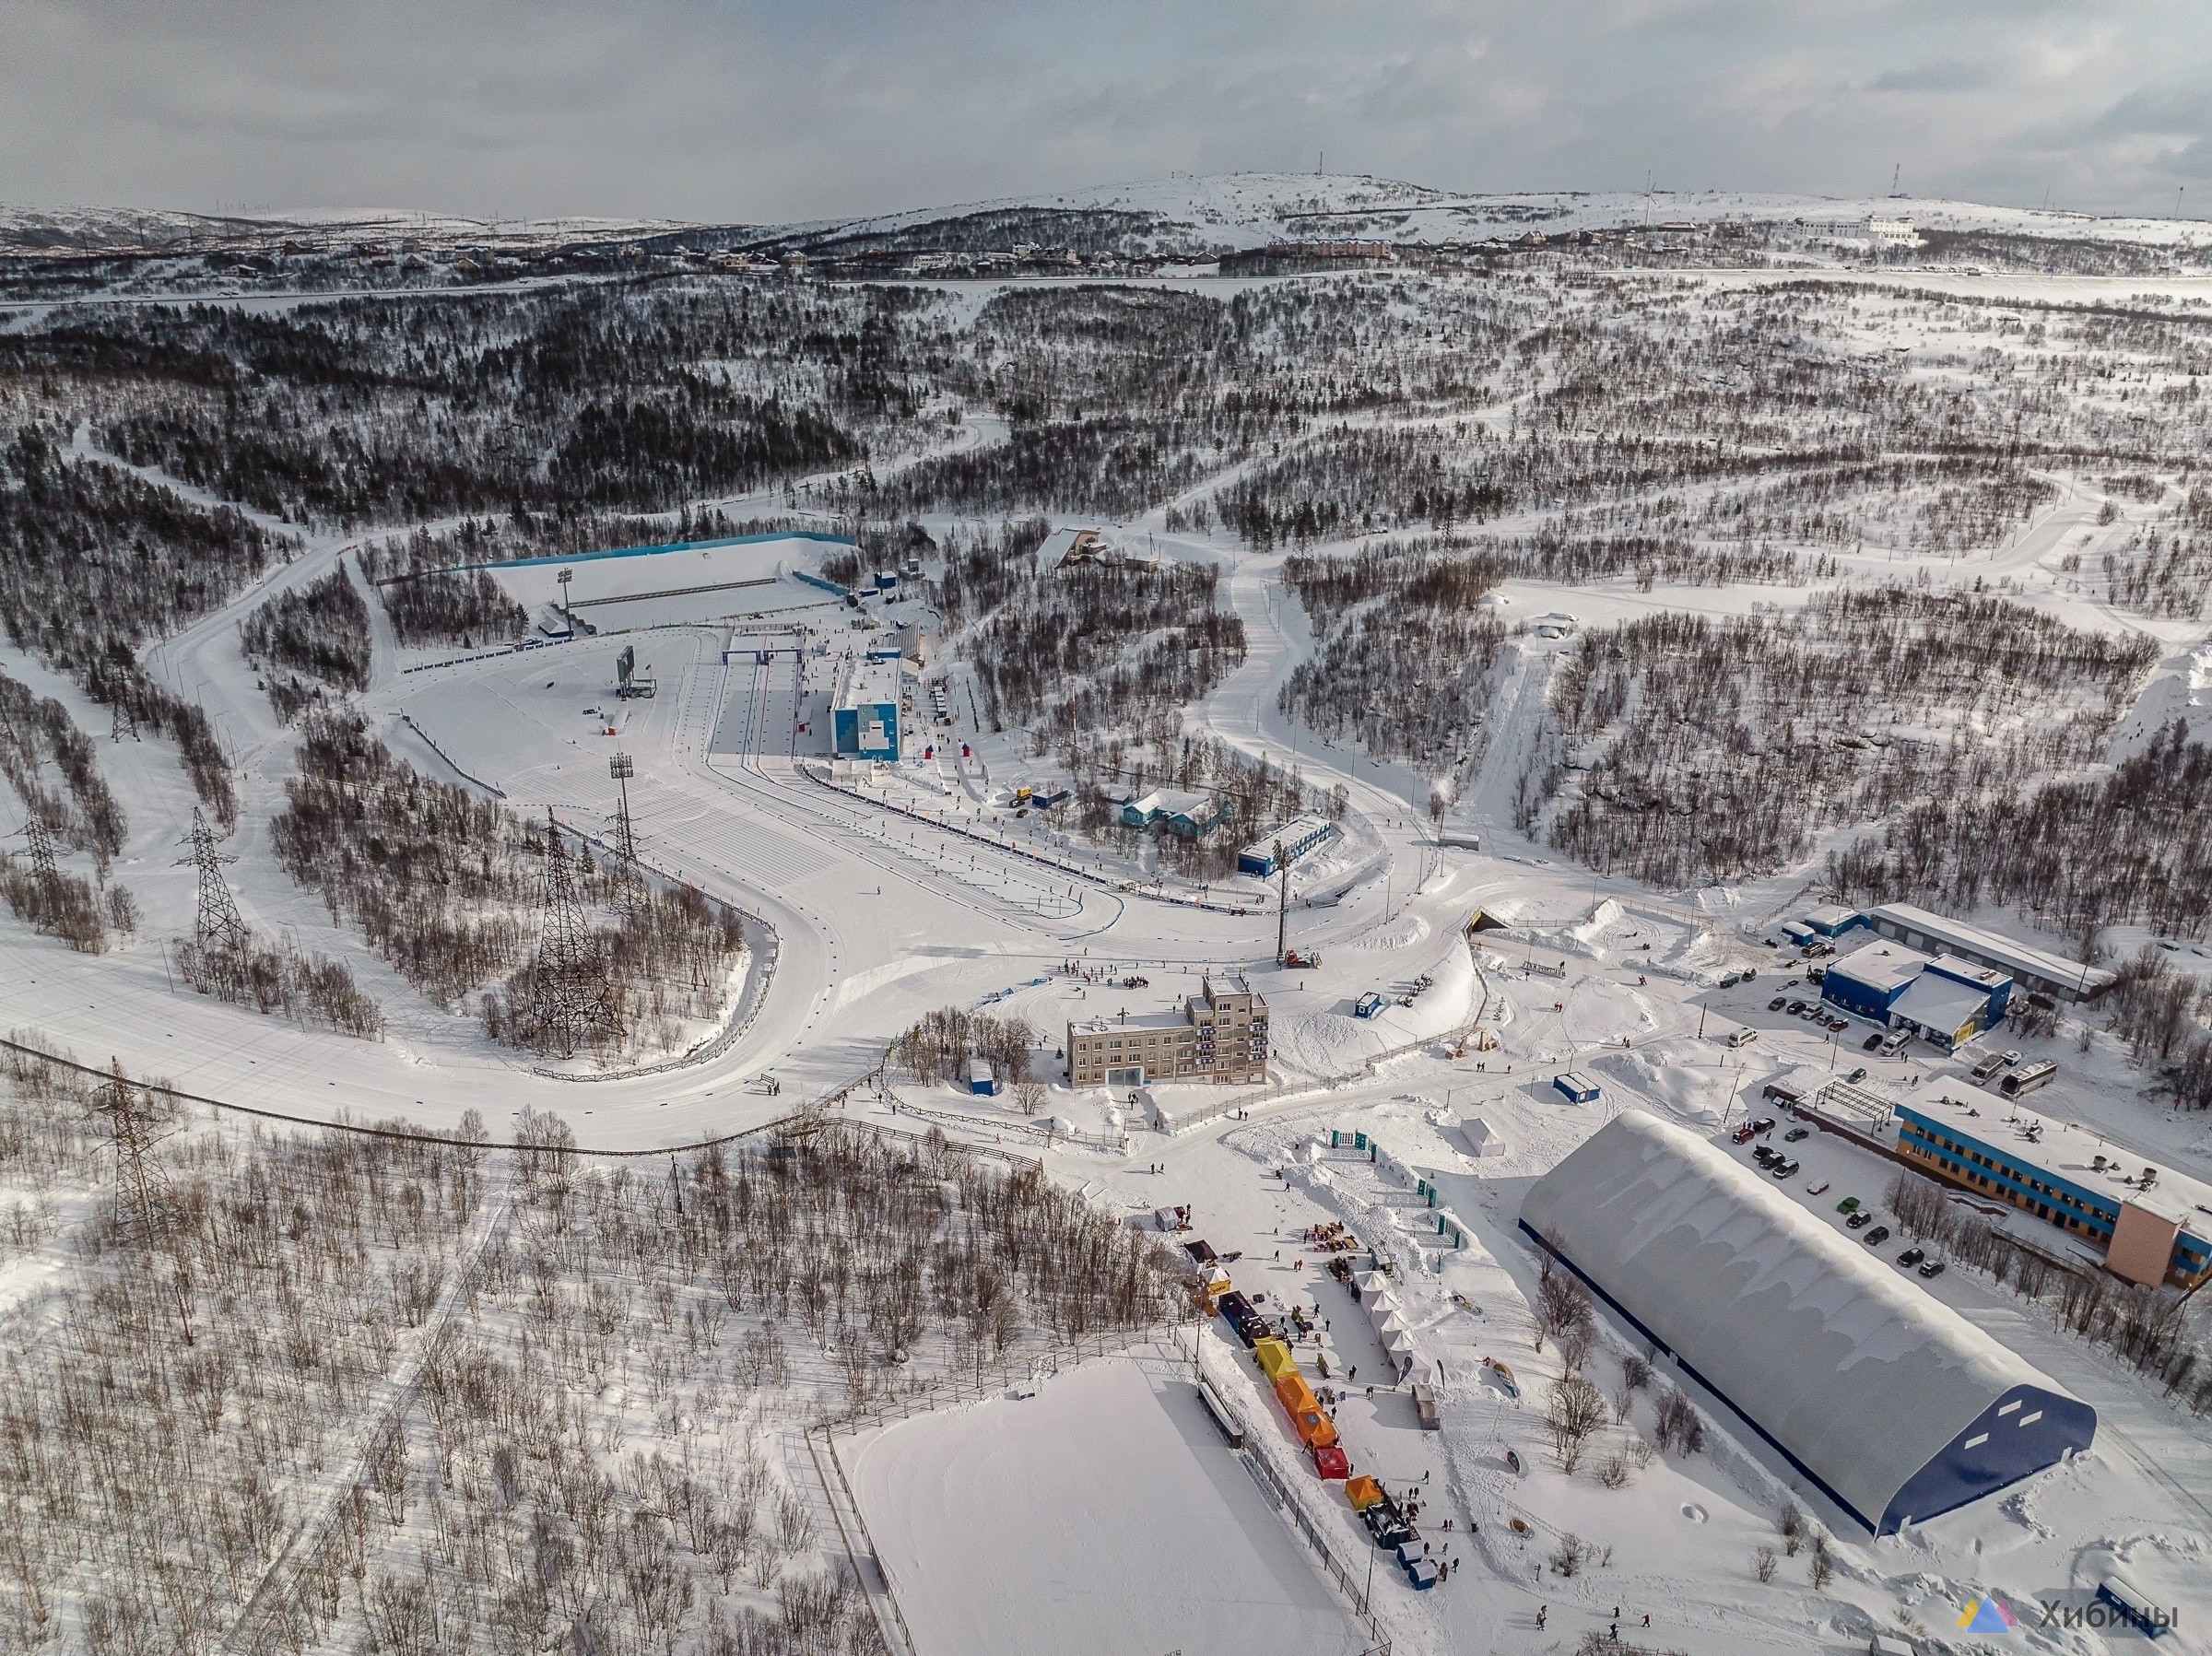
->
1590;1038;1743;1125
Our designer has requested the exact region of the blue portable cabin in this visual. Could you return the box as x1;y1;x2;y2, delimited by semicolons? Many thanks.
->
1553;1072;1601;1105
966;1058;998;1097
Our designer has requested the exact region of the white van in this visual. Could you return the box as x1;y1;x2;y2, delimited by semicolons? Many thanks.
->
1726;1028;1759;1050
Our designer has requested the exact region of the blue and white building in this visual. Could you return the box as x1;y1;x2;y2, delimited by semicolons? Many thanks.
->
831;655;901;761
1820;941;2011;1050
1238;814;1338;877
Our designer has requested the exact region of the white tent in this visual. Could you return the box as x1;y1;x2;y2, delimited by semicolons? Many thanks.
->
1460;1116;1506;1158
1518;1110;2095;1535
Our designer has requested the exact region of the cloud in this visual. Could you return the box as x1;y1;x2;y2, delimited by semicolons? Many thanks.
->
1869;59;1993;94
0;0;2206;219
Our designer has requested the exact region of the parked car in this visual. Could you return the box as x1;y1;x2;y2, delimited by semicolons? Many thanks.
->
1970;1051;2007;1081
1733;1122;1759;1145
1846;1210;1874;1229
1786;999;1807;1016
1879;1029;1910;1056
1862;1032;1884;1051
1750;1117;1776;1135
1862;1225;1891;1247
2000;1050;2022;1068
1898;1247;1925;1268
1827;1016;1850;1032
1836;1196;1861;1214
1918;1259;1947;1279
1770;996;1788;1012
1784;1127;1809;1143
1806;1180;1830;1196
1752;1145;1779;1166
1771;1158;1800;1180
1844;1066;1868;1084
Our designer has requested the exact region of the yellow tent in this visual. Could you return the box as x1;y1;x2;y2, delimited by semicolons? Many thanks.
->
1253;1339;1298;1383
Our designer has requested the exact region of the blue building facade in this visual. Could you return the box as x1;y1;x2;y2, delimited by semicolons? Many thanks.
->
1820;944;2010;1049
1238;815;1338;877
831;657;901;761
1896;1104;2212;1285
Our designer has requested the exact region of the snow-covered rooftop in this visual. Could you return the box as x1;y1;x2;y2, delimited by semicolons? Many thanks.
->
1520;1110;2093;1534
1828;940;1932;995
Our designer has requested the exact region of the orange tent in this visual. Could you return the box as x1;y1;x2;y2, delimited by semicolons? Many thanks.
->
1275;1374;1338;1448
1345;1475;1384;1510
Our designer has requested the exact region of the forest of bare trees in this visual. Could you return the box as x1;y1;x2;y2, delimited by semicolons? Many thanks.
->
888;1007;1036;1092
1524;587;2157;889
271;711;745;1061
241;566;372;722
0;1039;1188;1656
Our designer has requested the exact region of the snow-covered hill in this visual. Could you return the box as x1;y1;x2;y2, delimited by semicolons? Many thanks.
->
8;173;2203;258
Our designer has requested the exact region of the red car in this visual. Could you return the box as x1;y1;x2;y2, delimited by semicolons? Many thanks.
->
1732;1123;1759;1145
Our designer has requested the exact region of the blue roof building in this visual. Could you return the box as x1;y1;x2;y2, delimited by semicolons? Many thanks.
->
832;656;901;761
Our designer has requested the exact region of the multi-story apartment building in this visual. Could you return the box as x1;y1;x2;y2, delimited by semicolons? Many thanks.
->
1066;975;1268;1088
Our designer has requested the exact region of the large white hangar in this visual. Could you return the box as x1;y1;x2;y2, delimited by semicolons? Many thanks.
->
1519;1110;2095;1536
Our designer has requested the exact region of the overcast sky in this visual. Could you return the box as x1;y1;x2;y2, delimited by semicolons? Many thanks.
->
5;1;2208;223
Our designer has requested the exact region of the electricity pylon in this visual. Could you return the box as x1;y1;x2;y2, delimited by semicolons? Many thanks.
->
180;807;250;960
527;811;615;1057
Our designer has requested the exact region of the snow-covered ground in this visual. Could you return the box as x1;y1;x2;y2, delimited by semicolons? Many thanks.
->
9;214;2212;1656
849;1352;1367;1656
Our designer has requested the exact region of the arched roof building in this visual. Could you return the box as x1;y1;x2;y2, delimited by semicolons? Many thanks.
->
1519;1110;2094;1535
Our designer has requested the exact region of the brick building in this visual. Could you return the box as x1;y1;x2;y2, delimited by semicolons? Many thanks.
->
1066;975;1268;1088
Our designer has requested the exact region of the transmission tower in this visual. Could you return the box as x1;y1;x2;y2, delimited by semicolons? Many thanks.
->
92;1058;194;1341
23;809;62;890
609;752;638;864
93;1058;172;1243
179;806;250;959
528;811;615;1056
111;697;141;743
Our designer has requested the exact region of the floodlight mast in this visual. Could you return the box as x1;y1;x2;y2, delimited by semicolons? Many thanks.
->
1276;840;1289;965
609;753;637;864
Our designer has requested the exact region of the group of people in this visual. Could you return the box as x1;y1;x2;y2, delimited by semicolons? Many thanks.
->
1535;1606;1654;1639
